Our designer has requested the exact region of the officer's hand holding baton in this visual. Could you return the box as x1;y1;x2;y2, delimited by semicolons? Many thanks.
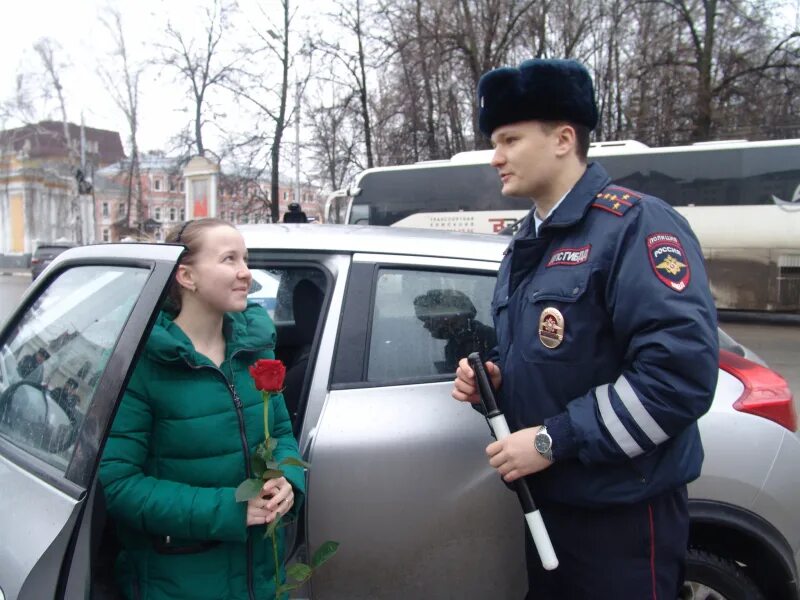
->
467;352;559;571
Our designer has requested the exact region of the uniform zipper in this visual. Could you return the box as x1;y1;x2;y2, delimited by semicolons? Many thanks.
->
186;355;257;600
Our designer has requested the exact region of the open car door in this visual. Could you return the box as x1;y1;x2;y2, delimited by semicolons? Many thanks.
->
0;243;183;600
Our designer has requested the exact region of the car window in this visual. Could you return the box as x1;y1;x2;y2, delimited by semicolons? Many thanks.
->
249;267;326;323
368;269;496;381
0;265;149;471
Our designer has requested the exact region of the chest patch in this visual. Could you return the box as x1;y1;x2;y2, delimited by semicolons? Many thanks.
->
646;233;691;292
547;245;591;267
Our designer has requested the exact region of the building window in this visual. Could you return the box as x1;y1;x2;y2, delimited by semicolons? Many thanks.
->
180;208;185;220
102;202;109;217
283;191;288;200
154;207;162;221
154;178;161;191
169;207;177;221
169;180;176;192
241;214;249;224
102;229;109;242
229;211;235;222
118;203;126;217
180;181;185;192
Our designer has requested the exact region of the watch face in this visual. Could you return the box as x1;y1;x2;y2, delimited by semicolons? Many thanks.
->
535;432;551;453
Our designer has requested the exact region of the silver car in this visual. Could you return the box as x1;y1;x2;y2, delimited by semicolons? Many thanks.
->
0;226;796;600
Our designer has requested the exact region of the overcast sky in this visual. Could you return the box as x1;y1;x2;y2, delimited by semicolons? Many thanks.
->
0;0;320;155
3;0;799;159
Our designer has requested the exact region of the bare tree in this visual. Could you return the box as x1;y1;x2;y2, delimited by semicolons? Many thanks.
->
98;9;145;234
160;0;240;157
307;89;360;191
33;38;84;243
314;0;377;167
648;0;800;140
220;0;307;222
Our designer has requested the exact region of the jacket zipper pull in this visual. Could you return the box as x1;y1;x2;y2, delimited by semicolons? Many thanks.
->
229;384;243;409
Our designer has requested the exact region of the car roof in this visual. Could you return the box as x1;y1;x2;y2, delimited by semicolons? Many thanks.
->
36;243;76;249
238;224;508;263
34;244;76;254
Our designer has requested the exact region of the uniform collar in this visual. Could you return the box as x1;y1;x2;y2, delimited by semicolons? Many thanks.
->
506;162;611;248
540;162;611;230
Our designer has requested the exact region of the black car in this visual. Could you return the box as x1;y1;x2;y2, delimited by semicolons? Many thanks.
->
30;244;76;280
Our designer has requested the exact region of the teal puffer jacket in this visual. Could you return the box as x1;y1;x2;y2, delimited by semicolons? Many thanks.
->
99;303;305;600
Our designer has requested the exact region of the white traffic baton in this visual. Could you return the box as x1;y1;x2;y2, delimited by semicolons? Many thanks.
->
468;352;559;571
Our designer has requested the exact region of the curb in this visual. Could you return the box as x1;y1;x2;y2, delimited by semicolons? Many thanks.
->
718;310;800;327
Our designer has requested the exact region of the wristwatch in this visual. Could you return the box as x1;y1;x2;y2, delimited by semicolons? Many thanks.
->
534;426;554;462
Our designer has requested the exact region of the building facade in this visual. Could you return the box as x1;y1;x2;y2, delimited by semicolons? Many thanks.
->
0;121;125;264
96;154;325;242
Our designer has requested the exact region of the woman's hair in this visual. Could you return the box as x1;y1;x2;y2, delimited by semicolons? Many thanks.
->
164;217;236;312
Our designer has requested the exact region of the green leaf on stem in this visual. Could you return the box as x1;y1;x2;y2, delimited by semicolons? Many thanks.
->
256;444;272;463
264;513;281;539
262;468;285;480
275;582;302;596
251;455;267;477
279;456;311;469
267;437;278;452
235;478;263;502
311;541;340;569
265;461;281;470
286;562;313;583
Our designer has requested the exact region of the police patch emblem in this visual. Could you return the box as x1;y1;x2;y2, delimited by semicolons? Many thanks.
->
646;233;691;292
538;307;565;348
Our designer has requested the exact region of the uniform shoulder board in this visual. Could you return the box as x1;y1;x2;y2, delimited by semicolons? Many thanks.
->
592;185;641;217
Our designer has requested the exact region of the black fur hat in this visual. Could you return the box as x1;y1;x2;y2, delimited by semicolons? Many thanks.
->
477;58;598;136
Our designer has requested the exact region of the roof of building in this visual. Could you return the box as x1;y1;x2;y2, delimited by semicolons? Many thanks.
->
0;121;125;166
98;154;184;175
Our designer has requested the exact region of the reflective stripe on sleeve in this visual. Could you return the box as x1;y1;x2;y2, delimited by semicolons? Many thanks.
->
615;375;669;445
597;384;643;457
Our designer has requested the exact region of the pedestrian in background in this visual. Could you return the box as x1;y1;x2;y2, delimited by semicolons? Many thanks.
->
283;202;308;223
100;218;304;599
452;58;719;599
17;347;50;383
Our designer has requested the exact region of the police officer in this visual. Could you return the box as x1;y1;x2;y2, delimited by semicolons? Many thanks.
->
283;202;308;223
452;58;718;599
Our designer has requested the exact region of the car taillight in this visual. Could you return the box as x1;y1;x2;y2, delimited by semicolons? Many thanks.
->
719;349;797;432
31;258;41;264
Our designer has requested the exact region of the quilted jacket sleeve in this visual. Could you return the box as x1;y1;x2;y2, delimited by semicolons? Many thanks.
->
99;365;249;543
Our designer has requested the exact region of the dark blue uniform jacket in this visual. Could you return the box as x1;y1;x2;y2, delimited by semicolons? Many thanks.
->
492;162;719;508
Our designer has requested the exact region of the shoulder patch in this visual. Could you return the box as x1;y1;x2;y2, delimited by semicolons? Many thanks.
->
592;185;641;217
646;232;691;292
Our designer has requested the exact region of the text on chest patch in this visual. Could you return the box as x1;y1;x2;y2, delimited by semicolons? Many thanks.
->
547;245;591;267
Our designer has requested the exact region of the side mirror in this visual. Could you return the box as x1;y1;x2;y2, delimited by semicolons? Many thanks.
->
0;381;77;453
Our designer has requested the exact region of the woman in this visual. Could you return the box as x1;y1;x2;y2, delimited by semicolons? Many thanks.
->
100;218;305;599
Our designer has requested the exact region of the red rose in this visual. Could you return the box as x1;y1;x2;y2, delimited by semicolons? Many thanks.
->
249;359;286;392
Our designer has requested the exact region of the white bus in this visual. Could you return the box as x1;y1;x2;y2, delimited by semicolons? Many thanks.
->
325;139;800;313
